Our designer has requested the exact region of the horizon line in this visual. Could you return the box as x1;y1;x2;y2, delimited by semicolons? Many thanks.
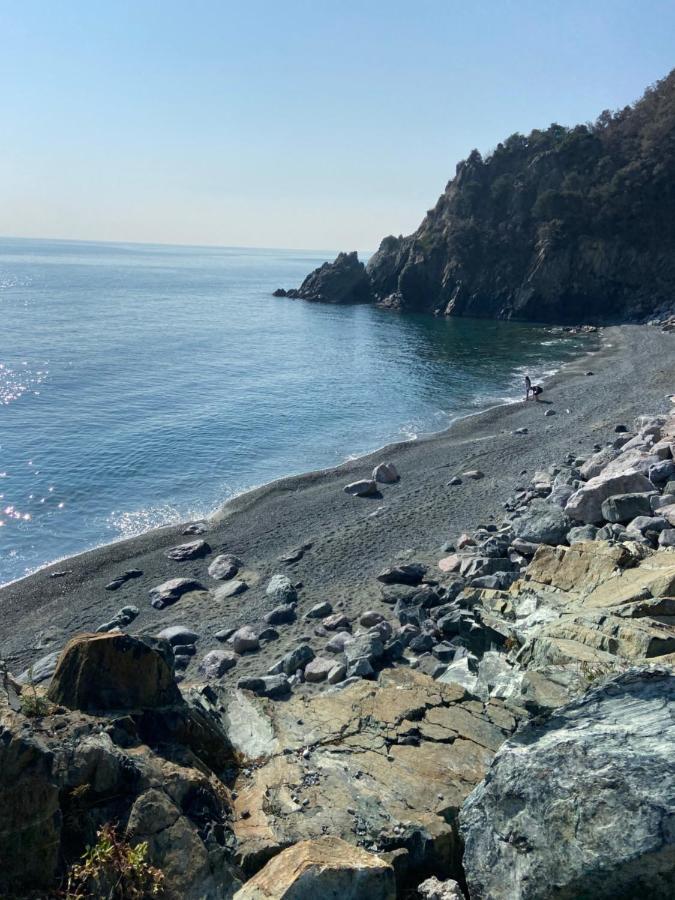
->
0;232;375;257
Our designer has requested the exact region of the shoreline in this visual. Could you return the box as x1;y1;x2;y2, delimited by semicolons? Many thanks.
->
1;324;673;679
0;330;592;591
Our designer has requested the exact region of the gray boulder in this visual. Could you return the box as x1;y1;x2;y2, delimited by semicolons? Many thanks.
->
165;539;210;561
156;625;200;646
268;644;315;676
461;668;675;900
567;524;598;543
601;491;655;523
198;649;236;678
207;554;241;580
649;459;675;485
344;478;378;497
148;577;205;609
565;471;655;524
238;674;291;699
512;500;571;545
376;563;427;585
266;574;297;604
372;462;399;484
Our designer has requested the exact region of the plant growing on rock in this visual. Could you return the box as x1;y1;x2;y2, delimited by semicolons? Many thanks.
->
20;665;53;717
64;823;164;899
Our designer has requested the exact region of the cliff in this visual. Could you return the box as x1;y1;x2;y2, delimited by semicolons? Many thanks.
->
282;69;675;323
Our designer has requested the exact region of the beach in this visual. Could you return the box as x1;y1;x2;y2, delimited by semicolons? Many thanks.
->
1;323;672;682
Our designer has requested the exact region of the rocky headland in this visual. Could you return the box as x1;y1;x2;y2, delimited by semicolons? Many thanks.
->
1;324;674;897
276;69;675;324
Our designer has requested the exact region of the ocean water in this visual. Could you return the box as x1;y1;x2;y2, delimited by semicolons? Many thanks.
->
0;237;589;584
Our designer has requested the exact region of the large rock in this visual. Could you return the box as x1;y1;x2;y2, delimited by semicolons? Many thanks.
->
565;471;655;524
223;668;515;878
601;491;655;523
512;500;571;545
460;668;675;900
208;554;242;580
344;479;378;497
47;633;182;711
233;836;395;899
166;539;210;561
149;577;206;609
278;251;372;305
266;574;298;604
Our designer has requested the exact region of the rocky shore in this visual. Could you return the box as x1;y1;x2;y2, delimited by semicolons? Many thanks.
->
1;324;674;897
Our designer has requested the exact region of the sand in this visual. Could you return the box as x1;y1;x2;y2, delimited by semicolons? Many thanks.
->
1;324;673;684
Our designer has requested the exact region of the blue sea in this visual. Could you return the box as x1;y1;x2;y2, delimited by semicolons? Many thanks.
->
0;237;588;584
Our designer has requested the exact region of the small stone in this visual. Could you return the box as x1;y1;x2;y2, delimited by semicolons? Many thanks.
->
182;521;209;535
304;657;335;683
514;427;528;435
323;613;351;631
268;644;315;676
199;649;236;678
213;579;248;600
544;409;556;417
264;604;296;625
232;626;260;654
372;462;399;484
359;610;384;627
462;470;484;479
278;542;312;564
327;662;348;684
614;424;628;433
376;563;427;585
165;539;210;561
324;631;352;653
344;479;378;497
448;476;462;486
208;554;242;580
148;578;205;609
305;601;333;619
172;643;196;656
156;625;200;646
266;574;298;604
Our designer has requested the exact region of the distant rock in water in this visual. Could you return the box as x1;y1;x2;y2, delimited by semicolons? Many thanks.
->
289;69;675;324
274;250;372;304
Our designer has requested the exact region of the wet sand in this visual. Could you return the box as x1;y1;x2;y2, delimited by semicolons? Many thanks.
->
1;324;673;683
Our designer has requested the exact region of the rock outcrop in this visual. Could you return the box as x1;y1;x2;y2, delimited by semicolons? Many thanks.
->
460;667;675;900
275;251;372;305
282;69;675;324
222;667;518;880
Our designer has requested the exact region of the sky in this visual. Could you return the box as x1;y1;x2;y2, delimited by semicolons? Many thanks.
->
1;0;674;251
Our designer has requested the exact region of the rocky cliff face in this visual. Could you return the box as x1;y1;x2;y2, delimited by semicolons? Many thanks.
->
282;69;675;324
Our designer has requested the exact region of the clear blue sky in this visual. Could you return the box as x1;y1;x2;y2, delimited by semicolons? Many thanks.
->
1;0;674;250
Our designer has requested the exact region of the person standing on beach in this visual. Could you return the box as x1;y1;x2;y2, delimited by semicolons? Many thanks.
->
525;375;533;400
525;375;543;401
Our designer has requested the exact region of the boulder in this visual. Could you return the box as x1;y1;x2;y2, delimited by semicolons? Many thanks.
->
323;612;351;631
360;610;385;627
214;579;248;600
305;601;333;619
512;500;571;545
264;605;297;626
565;471;655;524
198;649;236;678
149;577;205;609
47;634;182;711
601;492;655;523
460;668;675;900
208;554;242;580
658;528;675;547
165;539;210;561
373;462;400;484
156;625;200;646
17;650;61;685
304;657;335;683
567;524;598;543
344;479;378;497
269;644;315;676
233;836;395;899
238;675;291;699
266;574;298;604
377;563;427;585
232;627;260;655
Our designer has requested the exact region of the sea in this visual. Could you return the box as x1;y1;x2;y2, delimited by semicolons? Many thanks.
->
0;237;589;585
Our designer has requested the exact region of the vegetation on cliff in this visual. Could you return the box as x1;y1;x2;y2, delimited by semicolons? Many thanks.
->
286;69;675;323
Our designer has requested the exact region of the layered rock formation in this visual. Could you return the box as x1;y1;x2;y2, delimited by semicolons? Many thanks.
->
279;69;675;324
